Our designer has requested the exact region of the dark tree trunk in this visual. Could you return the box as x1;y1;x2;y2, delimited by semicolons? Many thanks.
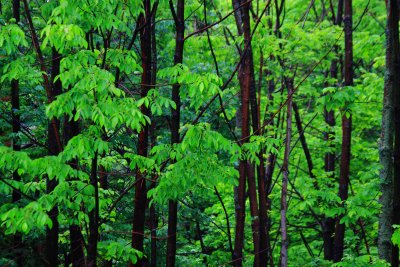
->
11;1;23;266
130;1;153;266
378;0;400;266
150;5;158;266
46;47;63;267
69;224;85;267
63;112;85;267
280;79;293;267
322;0;342;260
333;0;353;262
232;1;252;266
166;1;184;266
87;153;99;267
392;0;400;262
22;1;64;264
248;166;260;267
293;103;316;184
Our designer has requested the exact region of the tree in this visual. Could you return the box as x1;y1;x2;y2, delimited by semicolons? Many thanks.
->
0;1;392;266
379;0;400;265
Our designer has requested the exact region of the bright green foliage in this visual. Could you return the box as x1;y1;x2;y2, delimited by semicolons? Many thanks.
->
0;0;391;266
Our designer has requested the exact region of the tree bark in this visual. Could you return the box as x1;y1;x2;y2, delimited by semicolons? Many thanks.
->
166;1;184;266
130;1;153;266
392;0;400;263
232;1;252;266
322;0;342;260
333;0;353;262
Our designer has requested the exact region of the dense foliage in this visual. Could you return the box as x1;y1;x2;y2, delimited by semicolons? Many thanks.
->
0;0;395;266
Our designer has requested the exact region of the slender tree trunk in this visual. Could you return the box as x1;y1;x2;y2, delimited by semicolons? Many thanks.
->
166;1;184;266
46;47;63;267
248;166;260;267
333;0;353;262
263;56;278;267
293;103;316;185
232;1;252;266
242;2;262;265
11;1;23;266
322;0;342;260
150;6;158;266
385;2;400;264
63;115;85;267
322;105;336;261
87;153;99;267
280;79;293;267
130;1;153;266
22;2;64;264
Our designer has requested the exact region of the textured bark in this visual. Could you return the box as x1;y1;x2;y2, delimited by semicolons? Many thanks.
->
333;0;353;262
166;1;184;266
381;2;400;264
280;79;293;267
232;1;252;266
232;0;244;36
242;2;262;265
390;1;400;266
130;1;152;266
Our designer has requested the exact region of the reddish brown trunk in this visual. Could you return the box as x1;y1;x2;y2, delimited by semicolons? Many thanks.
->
166;1;184;266
232;1;252;266
131;1;152;266
333;0;353;262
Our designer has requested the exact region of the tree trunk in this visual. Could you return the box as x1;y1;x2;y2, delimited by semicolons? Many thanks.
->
280;79;293;267
63;115;85;267
232;1;253;266
166;1;184;266
333;0;353;262
87;153;99;267
322;0;342;260
46;47;63;267
150;6;158;266
130;1;153;266
392;0;400;263
11;1;23;266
